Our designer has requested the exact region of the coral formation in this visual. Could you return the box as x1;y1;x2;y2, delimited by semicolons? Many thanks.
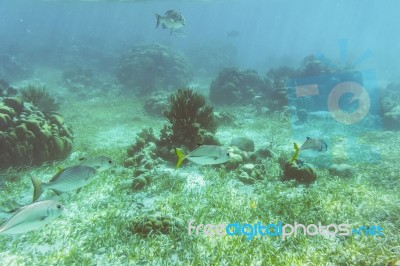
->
117;44;192;94
130;214;184;237
20;85;60;114
125;88;220;171
230;137;254;152
0;96;73;169
209;68;269;105
163;88;218;149
281;159;317;184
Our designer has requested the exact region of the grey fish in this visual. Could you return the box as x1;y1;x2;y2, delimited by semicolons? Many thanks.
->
175;145;231;168
155;10;185;34
300;137;328;152
79;156;113;172
31;165;98;202
0;200;63;235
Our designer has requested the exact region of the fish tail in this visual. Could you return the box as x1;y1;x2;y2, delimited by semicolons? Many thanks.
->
155;13;161;28
175;148;185;169
31;176;43;202
290;142;300;163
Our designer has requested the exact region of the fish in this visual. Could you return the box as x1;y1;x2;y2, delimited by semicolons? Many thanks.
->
0;200;63;235
300;137;328;152
227;30;240;38
79;156;113;172
30;165;98;202
155;10;185;34
175;145;231;168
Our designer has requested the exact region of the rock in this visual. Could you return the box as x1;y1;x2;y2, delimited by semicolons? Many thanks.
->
132;176;147;190
250;147;276;163
230;137;255;152
328;164;356;177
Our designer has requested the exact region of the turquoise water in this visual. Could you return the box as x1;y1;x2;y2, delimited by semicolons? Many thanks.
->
0;1;399;265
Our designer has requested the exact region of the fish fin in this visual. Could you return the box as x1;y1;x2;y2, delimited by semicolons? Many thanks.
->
290;142;300;163
175;148;185;169
52;189;63;196
76;188;82;194
155;13;161;28
31;177;43;202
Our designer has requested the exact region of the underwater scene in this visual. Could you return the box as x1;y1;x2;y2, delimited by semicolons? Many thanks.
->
0;0;400;265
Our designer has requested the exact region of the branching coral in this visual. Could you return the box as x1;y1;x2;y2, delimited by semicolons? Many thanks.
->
20;85;60;114
165;88;217;134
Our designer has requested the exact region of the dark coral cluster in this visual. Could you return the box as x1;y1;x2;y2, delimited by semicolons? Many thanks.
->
209;55;364;114
20;85;60;114
163;88;218;149
130;214;184;237
125;88;219;171
117;44;192;94
0;96;73;169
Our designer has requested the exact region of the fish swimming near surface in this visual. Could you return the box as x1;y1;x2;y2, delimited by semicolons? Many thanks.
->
175;145;231;168
30;165;98;202
0;200;63;235
79;156;113;172
155;10;185;34
300;137;328;152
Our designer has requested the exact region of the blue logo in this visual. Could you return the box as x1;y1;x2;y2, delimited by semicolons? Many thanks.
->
287;40;381;166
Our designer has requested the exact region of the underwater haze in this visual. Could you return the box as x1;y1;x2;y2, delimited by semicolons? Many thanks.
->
0;0;400;265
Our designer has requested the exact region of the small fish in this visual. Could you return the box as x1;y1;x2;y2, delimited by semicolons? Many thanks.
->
79;156;113;172
227;30;240;38
155;10;185;34
175;145;231;168
0;200;63;235
300;137;328;152
31;165;98;202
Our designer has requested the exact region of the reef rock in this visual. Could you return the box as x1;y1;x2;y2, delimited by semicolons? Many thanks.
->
0;96;73;169
282;159;317;184
230;137;255;152
117;44;192;94
210;68;268;105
